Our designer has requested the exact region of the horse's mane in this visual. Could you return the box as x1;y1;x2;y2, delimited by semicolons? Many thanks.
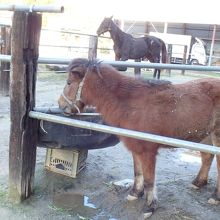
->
88;59;171;87
84;60;172;102
67;58;171;93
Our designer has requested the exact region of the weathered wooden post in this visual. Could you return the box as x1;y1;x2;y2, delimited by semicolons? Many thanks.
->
9;11;42;203
167;44;172;76
134;58;141;76
2;4;64;203
0;25;11;96
88;35;98;59
181;45;187;75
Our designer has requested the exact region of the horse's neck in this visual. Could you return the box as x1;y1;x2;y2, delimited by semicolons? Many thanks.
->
109;22;125;46
83;73;124;124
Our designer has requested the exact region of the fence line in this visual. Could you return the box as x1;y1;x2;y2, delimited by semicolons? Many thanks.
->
40;44;113;51
0;4;64;13
41;28;111;39
29;111;220;155
1;54;220;72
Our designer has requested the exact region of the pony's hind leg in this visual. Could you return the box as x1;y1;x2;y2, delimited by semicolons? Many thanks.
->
209;133;220;204
208;109;220;204
208;155;220;204
192;136;214;189
127;152;144;201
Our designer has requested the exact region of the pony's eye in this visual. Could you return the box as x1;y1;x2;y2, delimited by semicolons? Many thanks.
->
71;71;84;79
66;80;71;85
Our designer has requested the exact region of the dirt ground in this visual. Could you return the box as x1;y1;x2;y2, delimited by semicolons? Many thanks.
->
0;69;220;220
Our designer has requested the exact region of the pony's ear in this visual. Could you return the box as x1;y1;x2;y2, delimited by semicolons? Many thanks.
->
110;15;113;20
87;60;103;79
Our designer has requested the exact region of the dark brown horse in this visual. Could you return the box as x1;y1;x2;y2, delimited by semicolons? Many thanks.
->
97;16;167;79
58;58;220;219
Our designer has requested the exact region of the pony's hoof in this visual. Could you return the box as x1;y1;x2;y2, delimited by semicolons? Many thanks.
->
208;198;220;205
143;206;155;219
143;200;157;219
191;179;207;189
190;183;200;190
127;189;144;201
143;211;153;219
126;194;138;201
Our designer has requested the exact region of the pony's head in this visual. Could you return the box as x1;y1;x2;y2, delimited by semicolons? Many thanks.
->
58;58;102;114
97;16;113;36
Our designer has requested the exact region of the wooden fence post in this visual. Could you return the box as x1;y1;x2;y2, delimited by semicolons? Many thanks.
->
167;44;172;76
134;59;141;76
181;45;187;75
0;26;11;96
9;11;41;203
88;35;98;59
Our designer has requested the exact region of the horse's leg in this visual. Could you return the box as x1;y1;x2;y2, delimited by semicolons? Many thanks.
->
208;108;220;204
152;56;160;79
116;55;127;71
208;155;220;205
192;136;214;189
140;148;158;218
127;152;144;201
157;69;161;80
115;54;120;61
153;69;157;79
208;140;220;204
134;59;141;77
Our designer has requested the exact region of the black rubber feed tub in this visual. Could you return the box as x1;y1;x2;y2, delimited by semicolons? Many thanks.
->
38;113;119;150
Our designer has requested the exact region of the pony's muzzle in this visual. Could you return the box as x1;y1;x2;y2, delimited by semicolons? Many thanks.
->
58;96;73;115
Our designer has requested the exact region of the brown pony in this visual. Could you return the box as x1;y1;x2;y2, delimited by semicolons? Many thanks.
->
58;58;220;219
97;16;167;79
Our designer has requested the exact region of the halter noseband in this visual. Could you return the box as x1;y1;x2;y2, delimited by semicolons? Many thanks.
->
61;76;86;113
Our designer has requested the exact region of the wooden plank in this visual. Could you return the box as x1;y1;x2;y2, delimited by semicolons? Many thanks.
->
181;45;187;75
9;11;41;203
88;35;98;59
0;26;11;96
134;59;141;76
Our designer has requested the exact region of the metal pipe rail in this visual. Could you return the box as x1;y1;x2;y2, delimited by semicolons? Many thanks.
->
42;28;111;39
29;111;220;155
40;44;113;51
2;54;220;72
0;4;64;13
33;106;100;116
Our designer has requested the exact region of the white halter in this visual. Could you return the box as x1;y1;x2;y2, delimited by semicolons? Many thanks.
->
61;76;86;113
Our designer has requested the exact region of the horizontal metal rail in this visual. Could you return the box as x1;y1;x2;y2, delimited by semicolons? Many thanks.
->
1;54;220;72
33;106;100;116
40;44;113;51
0;4;64;13
0;22;11;27
42;28;111;39
29;111;220;155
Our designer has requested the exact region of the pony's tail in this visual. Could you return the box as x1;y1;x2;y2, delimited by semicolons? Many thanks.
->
161;40;168;64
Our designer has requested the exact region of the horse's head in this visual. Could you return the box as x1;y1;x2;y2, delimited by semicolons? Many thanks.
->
97;16;113;36
58;58;102;115
58;58;88;114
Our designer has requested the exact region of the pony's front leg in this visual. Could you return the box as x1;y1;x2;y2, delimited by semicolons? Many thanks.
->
127;152;144;201
192;136;214;189
140;149;158;219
